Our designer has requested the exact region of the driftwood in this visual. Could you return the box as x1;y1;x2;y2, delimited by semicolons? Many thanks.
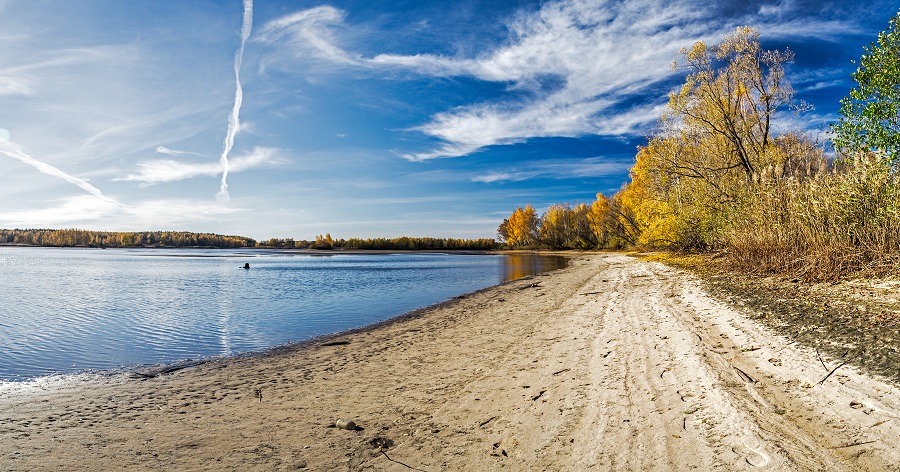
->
131;360;208;379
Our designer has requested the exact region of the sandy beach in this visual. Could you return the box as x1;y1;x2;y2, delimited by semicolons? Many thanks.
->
2;253;900;471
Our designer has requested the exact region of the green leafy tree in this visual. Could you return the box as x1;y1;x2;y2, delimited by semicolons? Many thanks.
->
833;10;900;163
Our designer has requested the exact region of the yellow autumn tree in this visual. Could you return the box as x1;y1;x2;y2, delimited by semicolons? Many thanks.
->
669;26;798;189
537;203;597;249
498;204;540;248
627;26;821;248
621;143;681;247
539;204;569;249
587;193;611;246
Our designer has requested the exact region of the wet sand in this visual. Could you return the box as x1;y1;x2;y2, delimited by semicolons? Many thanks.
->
2;253;900;471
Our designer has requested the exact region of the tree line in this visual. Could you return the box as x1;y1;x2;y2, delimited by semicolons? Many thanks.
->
500;14;900;281
260;233;497;250
0;229;256;248
1;229;498;251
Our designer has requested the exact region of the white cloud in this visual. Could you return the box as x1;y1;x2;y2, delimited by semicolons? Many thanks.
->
156;146;206;158
0;140;119;204
123;199;244;229
0;34;231;184
256;6;360;65
0;76;31;96
0;194;245;231
119;147;279;184
262;0;853;160
260;0;717;160
0;195;119;227
471;171;537;183
217;0;255;202
470;156;633;183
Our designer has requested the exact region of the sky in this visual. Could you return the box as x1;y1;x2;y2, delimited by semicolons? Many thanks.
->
0;0;897;240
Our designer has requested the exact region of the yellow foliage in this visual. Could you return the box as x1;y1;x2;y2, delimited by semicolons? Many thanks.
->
499;204;539;247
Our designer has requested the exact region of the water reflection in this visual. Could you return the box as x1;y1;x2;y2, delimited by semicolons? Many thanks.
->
501;254;569;281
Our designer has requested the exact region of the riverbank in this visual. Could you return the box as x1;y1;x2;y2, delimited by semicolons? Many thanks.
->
2;254;900;471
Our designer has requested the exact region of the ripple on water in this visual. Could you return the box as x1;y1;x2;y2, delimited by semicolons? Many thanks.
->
0;248;568;380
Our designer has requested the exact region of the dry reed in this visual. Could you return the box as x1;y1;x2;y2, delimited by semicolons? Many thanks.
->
721;157;900;281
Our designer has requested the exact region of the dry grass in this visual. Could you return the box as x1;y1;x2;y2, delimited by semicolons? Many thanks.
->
720;158;900;281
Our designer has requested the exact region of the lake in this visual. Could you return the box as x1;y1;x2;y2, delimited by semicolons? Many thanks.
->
0;248;567;381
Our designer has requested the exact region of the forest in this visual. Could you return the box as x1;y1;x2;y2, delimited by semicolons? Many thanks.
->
0;228;256;248
259;233;497;250
499;14;900;281
0;228;496;251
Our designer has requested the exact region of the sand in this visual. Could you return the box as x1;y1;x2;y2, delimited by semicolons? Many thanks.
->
2;253;900;471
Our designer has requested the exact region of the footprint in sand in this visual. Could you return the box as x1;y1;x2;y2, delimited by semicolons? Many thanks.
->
732;443;769;467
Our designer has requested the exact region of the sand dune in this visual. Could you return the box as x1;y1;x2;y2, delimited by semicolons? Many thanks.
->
2;253;899;471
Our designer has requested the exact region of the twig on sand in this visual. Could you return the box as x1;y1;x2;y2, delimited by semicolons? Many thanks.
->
479;416;497;427
732;366;757;384
373;437;428;472
552;368;570;376
815;348;829;371
380;451;429;472
818;355;858;385
830;440;876;449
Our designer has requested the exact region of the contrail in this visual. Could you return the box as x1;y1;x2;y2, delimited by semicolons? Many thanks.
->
0;140;119;205
218;0;253;201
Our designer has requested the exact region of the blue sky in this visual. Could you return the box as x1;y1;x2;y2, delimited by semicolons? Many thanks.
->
0;0;896;240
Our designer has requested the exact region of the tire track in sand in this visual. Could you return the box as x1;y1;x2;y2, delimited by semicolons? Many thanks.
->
568;254;900;471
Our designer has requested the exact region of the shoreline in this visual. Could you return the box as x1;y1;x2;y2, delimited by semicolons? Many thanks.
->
3;253;899;470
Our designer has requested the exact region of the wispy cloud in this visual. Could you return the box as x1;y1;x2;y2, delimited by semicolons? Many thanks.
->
0;75;31;96
470;156;633;183
119;147;278;184
0;140;119;204
0;195;120;226
124;199;244;229
155;146;206;158
0;35;230;173
471;171;538;183
259;0;715;160
257;6;360;66
0;195;243;230
0;45;125;99
261;0;860;161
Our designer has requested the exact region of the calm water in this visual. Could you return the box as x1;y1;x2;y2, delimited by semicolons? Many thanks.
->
0;248;567;381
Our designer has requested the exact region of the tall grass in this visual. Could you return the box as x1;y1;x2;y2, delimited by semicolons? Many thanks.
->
721;156;900;281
